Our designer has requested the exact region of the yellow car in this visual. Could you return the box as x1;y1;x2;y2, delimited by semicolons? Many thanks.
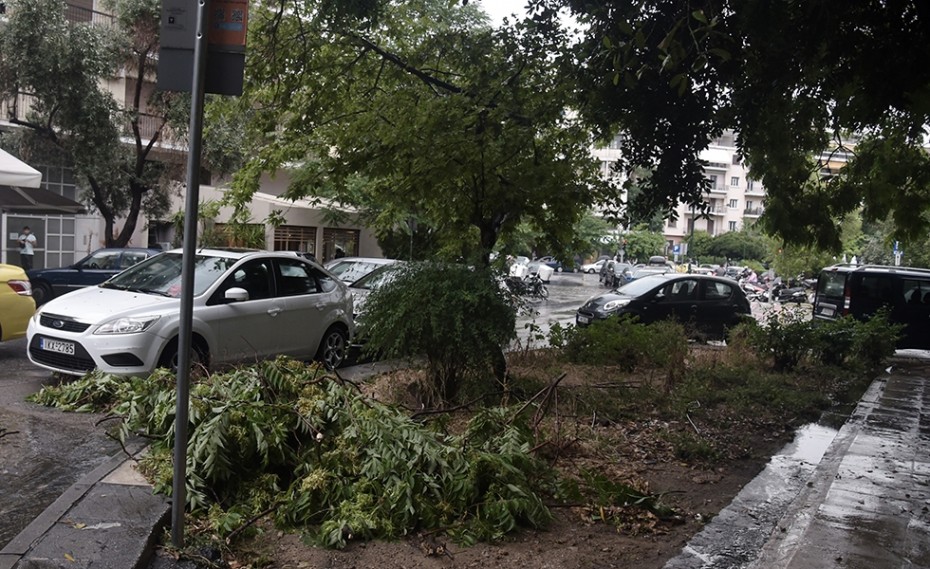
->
1;263;36;341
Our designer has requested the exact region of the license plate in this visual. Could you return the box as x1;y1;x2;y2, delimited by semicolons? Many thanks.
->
41;338;75;355
577;315;591;324
818;306;835;317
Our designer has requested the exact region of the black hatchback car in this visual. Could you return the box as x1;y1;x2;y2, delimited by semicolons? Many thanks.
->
576;274;752;338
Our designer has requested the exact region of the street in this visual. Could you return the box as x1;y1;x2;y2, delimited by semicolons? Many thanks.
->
0;337;120;548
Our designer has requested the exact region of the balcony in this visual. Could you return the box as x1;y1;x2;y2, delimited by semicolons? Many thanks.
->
707;185;728;194
744;207;764;217
744;185;765;196
704;161;729;171
65;3;114;26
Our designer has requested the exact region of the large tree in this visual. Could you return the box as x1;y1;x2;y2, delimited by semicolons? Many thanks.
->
228;0;612;266
0;0;184;247
539;0;930;251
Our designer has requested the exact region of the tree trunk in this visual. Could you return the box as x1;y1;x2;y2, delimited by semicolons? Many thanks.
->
111;183;145;248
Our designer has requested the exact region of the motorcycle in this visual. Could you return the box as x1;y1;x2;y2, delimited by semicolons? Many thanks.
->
771;282;809;304
504;273;548;300
739;278;770;302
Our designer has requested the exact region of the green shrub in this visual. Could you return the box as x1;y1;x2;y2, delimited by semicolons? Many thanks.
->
359;262;517;405
745;307;816;372
563;315;688;375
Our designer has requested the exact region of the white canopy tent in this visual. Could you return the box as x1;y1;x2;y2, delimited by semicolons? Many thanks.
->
0;148;42;188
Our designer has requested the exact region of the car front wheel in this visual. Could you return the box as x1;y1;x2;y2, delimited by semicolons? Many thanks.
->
317;326;348;370
159;338;208;374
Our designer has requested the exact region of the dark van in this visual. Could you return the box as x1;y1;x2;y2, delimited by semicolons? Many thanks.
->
813;264;930;348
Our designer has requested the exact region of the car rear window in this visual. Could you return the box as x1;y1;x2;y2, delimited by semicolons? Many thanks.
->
818;271;847;297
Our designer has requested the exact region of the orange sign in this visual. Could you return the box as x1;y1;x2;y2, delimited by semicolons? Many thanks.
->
208;0;248;50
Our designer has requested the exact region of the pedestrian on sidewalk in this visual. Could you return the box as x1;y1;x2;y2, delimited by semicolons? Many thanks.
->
18;226;37;271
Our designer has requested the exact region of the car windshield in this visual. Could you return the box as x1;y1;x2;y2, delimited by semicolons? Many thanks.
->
350;265;400;291
615;275;669;296
102;252;236;297
326;259;389;282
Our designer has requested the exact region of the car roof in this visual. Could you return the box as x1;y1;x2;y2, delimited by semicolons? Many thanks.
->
822;264;930;278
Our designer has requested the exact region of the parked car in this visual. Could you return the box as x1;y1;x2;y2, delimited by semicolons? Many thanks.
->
1;264;35;342
323;257;398;285
575;273;752;339
813;264;930;349
27;249;354;376
27;247;161;306
628;265;673;282
580;260;605;274
543;259;574;273
348;262;404;321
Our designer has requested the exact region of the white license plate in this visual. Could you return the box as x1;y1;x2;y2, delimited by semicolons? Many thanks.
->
577;315;591;324
41;338;75;355
819;306;835;317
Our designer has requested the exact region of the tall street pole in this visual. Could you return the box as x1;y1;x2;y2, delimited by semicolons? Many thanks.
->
171;0;210;548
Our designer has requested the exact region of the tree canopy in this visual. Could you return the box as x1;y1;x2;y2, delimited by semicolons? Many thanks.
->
0;0;188;247
544;0;930;251
228;0;613;265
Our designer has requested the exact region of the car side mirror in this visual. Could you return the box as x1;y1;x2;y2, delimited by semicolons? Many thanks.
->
225;287;249;302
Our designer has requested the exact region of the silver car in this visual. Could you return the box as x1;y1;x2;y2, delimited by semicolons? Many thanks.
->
26;249;354;376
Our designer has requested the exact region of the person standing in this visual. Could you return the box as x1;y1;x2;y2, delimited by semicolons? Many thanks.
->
18;226;37;271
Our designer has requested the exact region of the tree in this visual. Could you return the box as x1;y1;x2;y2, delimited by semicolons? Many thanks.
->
621;226;667;262
540;0;930;251
0;0;188;247
228;0;612;266
706;230;770;263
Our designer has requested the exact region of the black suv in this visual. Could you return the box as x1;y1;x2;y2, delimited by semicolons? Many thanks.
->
576;273;752;339
814;264;930;348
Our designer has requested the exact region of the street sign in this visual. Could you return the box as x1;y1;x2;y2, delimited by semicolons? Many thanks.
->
673;244;681;254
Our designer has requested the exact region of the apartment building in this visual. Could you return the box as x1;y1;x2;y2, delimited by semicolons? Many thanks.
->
1;0;382;269
662;131;765;252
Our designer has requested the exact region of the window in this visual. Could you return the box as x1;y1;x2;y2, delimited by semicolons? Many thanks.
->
322;228;360;262
708;175;718;186
84;249;123;270
231;260;274;301
660;279;698;301
746;178;755;191
746;200;754;210
728;221;737;231
728;199;738;208
730;176;739;187
667;218;677;228
732;154;741;165
704;281;734;300
274;225;317;253
276;259;320;296
120;251;150;269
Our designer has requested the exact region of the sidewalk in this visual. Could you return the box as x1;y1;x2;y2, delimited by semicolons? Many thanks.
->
665;355;930;569
0;439;169;569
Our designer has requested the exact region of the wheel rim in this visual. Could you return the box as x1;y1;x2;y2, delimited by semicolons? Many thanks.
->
322;330;346;369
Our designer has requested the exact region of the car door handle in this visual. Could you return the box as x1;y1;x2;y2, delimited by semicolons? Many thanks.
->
267;307;282;317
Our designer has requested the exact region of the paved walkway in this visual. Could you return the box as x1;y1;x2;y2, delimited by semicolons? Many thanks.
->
666;356;930;569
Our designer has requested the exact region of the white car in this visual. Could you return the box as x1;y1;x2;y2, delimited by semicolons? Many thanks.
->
580;260;605;274
324;257;398;285
27;249;354;376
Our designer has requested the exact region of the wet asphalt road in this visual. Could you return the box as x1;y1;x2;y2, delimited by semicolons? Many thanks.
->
0;337;121;548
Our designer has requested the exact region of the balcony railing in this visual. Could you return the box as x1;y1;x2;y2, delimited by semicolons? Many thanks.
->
707;185;728;194
65;3;114;26
745;185;765;196
744;207;764;216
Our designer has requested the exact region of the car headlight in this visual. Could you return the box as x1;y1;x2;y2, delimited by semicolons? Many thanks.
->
602;299;631;312
94;316;160;335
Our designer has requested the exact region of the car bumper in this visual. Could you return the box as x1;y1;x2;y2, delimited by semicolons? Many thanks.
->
0;295;35;341
576;310;610;326
27;321;164;376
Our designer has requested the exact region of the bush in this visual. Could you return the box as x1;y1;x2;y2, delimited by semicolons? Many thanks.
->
359;262;517;405
746;306;901;373
563;316;688;381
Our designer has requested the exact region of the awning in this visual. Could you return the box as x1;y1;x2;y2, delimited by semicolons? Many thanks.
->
0;148;42;188
0;185;86;214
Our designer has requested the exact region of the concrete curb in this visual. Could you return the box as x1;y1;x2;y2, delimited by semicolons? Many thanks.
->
0;439;170;569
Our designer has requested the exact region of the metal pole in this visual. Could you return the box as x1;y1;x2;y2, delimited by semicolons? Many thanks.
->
172;0;210;548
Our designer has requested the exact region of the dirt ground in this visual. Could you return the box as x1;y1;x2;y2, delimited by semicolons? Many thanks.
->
222;348;800;569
